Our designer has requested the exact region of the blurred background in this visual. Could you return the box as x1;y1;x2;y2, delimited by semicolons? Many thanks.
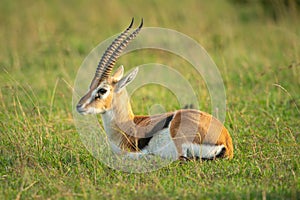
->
1;0;299;113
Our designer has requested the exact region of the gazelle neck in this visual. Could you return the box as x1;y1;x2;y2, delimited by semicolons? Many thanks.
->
101;89;136;141
111;89;134;121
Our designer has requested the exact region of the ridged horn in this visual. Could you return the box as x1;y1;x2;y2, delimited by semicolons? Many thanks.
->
90;18;135;88
100;19;143;80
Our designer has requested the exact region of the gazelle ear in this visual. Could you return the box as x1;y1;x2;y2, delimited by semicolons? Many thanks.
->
115;67;139;93
111;65;124;83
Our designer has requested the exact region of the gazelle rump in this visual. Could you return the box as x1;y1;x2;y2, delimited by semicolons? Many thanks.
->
76;19;233;160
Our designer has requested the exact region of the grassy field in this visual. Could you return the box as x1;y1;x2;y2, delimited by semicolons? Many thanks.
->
1;0;299;199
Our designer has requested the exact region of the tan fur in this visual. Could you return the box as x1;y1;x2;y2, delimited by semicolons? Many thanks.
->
105;91;234;159
78;67;234;159
79;81;233;159
169;110;233;159
108;90;176;152
91;92;113;110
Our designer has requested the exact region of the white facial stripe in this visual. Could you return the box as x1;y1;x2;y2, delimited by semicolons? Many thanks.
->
78;82;111;115
80;84;110;107
91;84;110;100
84;106;105;115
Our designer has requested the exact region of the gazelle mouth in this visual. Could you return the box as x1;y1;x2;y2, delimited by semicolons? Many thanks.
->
76;105;87;115
76;104;107;115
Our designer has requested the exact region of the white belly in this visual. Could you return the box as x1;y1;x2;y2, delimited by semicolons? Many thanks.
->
142;128;178;160
182;143;225;159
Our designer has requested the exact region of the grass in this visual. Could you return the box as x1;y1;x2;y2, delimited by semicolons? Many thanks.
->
0;0;299;199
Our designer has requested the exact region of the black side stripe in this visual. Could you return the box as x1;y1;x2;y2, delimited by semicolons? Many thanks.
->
137;114;174;150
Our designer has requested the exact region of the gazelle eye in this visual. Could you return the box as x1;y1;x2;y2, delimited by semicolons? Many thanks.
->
95;88;108;100
98;88;107;95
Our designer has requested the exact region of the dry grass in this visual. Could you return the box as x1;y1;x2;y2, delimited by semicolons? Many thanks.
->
0;0;299;199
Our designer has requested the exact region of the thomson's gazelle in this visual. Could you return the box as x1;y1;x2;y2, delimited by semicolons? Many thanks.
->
76;19;233;160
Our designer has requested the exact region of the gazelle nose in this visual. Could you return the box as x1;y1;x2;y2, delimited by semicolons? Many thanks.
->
76;104;85;113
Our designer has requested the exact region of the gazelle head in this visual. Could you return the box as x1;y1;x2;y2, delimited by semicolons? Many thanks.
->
76;18;142;115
